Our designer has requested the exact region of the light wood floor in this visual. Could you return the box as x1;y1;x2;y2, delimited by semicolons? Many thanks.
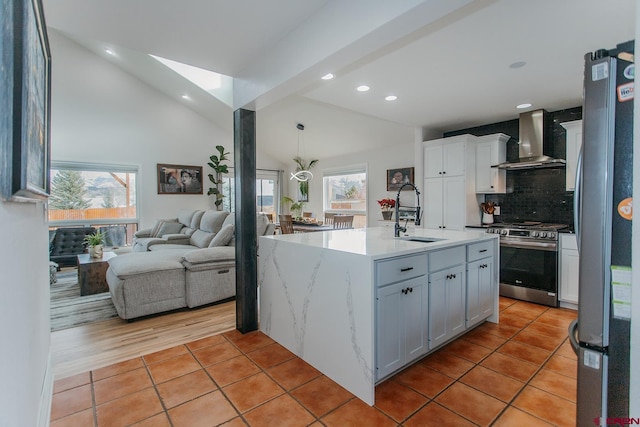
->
50;301;236;380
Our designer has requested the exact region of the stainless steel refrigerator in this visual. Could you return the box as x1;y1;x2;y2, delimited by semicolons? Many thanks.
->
570;40;634;426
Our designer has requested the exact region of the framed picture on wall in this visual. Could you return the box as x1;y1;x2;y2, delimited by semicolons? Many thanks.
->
0;0;52;201
387;167;414;191
157;164;203;194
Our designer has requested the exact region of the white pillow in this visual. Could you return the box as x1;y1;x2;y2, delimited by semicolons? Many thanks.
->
208;224;235;247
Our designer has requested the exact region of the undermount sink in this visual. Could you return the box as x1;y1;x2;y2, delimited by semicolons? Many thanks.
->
398;236;443;244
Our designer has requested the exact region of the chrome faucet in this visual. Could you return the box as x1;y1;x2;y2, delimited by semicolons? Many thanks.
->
394;183;421;237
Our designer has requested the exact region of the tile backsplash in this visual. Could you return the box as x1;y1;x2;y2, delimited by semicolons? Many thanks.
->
444;107;582;229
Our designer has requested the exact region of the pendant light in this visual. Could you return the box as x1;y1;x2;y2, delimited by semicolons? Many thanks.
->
290;123;313;182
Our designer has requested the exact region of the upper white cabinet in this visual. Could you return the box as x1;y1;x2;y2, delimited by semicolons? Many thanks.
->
475;133;510;193
561;120;583;191
422;135;481;229
424;139;465;178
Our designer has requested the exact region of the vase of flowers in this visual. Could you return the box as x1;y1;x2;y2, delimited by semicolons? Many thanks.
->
377;198;396;220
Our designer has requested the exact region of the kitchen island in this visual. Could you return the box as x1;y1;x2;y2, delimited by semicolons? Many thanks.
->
258;226;499;404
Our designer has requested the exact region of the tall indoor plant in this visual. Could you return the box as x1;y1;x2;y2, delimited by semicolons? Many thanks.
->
293;156;318;201
207;145;230;210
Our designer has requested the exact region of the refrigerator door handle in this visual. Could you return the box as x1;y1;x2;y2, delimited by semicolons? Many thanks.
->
573;145;583;251
568;319;579;356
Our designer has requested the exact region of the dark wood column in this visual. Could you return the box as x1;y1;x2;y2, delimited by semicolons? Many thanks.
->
233;108;258;333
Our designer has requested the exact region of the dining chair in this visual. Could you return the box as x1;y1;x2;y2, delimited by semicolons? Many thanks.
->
324;212;336;225
278;214;295;234
333;215;354;229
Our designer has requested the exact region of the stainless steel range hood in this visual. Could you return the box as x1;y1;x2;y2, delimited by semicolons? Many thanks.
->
492;109;566;170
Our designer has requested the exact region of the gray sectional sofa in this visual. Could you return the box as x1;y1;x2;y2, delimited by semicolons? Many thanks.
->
106;210;275;320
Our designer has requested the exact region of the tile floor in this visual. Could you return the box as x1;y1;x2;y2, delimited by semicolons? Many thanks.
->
50;297;578;426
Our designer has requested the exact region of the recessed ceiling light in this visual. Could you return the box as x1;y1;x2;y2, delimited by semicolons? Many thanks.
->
516;103;532;109
509;61;526;69
385;95;398;101
356;85;370;92
105;48;115;56
182;94;191;100
321;73;334;80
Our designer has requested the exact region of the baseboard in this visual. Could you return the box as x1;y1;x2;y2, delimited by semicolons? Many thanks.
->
37;350;53;427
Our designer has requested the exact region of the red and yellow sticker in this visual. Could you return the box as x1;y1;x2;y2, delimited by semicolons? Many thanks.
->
617;197;633;220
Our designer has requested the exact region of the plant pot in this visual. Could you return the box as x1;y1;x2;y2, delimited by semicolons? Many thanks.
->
89;244;103;259
381;211;393;221
482;213;494;225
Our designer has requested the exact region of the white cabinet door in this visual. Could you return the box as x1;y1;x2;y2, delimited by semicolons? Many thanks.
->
376;282;404;379
466;258;494;328
559;234;580;304
428;265;466;349
443;141;465;177
424;144;444;179
475;142;494;193
376;276;428;380
424;178;444;229
561;120;583;191
475;134;508;193
442;176;465;230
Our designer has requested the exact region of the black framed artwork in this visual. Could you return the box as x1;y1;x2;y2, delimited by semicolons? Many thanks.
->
387;167;414;191
0;0;51;201
157;164;204;194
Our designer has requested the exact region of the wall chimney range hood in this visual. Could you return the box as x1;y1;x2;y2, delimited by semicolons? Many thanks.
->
492;109;566;170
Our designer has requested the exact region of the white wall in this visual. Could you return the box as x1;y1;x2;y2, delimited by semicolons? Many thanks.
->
286;139;418;225
0;201;52;426
49;31;284;229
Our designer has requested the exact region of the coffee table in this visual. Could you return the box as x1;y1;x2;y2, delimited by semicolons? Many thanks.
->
77;251;117;296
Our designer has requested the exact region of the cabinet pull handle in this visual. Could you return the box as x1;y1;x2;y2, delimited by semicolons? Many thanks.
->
409;287;413;293
452;274;456;278
446;274;451;280
479;249;487;253
443;171;446;174
401;288;406;294
400;267;414;272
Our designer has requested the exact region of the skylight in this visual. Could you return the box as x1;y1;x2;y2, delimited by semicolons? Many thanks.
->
150;54;222;93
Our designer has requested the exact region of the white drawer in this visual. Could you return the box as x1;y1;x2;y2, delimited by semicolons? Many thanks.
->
376;253;428;286
467;240;494;262
560;234;578;250
429;246;465;271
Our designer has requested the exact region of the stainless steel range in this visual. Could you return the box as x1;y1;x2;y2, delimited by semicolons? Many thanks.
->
486;222;568;307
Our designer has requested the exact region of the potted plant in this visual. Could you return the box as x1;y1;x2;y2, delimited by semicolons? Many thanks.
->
377;198;396;220
293;156;318;201
281;196;305;220
207;145;230;210
84;230;106;258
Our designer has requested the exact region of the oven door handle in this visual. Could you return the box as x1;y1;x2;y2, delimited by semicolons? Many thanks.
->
500;239;558;251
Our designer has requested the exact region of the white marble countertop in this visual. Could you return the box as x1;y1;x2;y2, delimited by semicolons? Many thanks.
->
261;226;498;260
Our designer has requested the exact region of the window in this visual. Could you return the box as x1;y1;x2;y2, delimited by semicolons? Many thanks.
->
48;162;138;233
323;165;367;227
218;169;280;219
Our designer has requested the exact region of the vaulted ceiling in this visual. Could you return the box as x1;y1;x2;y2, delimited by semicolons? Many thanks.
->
43;0;636;163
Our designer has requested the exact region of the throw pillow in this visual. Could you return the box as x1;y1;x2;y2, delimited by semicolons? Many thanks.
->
155;221;183;237
149;220;165;237
208;224;235;247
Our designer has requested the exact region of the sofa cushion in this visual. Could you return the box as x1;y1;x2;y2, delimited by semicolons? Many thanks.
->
256;214;270;237
208;224;234;247
189;229;215;248
153;220;183;237
199;210;229;233
108;250;186;277
190;210;205;228
182;246;236;266
177;209;197;227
